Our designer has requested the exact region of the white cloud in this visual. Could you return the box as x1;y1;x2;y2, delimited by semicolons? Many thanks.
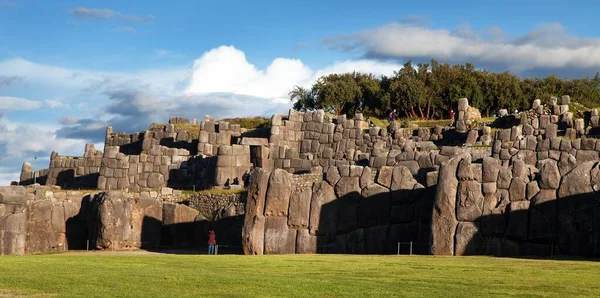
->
185;45;401;102
43;99;70;109
0;96;43;110
0;116;88;185
0;58;187;98
324;22;600;74
186;46;312;100
0;97;71;111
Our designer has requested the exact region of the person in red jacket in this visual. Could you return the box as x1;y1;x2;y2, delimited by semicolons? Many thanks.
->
208;230;217;255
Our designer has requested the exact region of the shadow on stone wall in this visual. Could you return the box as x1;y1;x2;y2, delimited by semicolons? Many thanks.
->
457;191;600;258
313;183;599;258
56;170;99;190
314;188;435;255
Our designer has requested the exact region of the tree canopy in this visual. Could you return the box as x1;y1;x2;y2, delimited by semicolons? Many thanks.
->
289;59;600;119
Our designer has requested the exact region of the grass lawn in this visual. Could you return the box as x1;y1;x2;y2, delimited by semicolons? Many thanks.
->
0;253;598;297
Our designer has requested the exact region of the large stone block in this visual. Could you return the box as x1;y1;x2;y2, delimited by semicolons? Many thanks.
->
296;229;316;254
505;201;530;241
264;216;296;254
309;181;337;236
288;186;312;229
242;168;270;255
455;221;484;256
390;166;417;191
359;184;390;227
431;154;467;255
456;180;484;221
264;169;293;217
96;193;163;250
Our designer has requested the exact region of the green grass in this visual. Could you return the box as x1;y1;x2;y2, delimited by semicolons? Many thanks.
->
0;254;598;297
366;117;496;129
218;116;271;130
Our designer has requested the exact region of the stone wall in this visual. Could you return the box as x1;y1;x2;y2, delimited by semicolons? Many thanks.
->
266;104;493;175
20;144;103;188
214;145;253;188
431;154;600;257
242;161;440;255
97;145;200;191
0;186;204;254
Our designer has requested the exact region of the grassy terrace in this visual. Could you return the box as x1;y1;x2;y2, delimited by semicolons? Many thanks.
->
0;253;597;297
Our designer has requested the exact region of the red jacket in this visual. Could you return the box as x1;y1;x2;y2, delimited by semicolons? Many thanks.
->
208;231;216;245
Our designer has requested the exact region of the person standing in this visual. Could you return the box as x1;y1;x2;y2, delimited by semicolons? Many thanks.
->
388;109;396;124
208;230;216;255
449;108;455;125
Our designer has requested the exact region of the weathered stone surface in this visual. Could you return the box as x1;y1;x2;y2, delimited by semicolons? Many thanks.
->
264;169;293;216
162;202;199;247
509;178;527;201
296;229;316;254
242;168;270;255
359;167;374;189
482;157;499;183
288;186;312;229
377;166;393;188
538;160;561;189
556;161;600;256
455;222;484;256
526;181;540;201
481;190;509;236
96;192;163;250
456;181;484;221
309;181;336;236
497;167;512;189
431;154;467;255
147;173;165;189
390;166;416;191
264;216;296;254
325;166;341;186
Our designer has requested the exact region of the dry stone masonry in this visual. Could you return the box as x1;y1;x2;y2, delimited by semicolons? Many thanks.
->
6;95;600;257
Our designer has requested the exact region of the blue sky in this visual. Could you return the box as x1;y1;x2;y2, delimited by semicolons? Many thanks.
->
1;0;600;184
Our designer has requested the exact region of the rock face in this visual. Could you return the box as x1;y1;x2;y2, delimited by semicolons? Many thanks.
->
431;154;467;255
95;192;163;249
242;168;270;255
